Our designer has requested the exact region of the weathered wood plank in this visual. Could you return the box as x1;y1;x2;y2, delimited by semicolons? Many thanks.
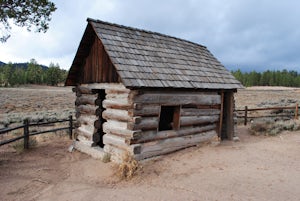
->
134;93;221;105
105;119;128;130
135;130;217;160
173;106;181;130
75;127;94;139
224;92;234;140
74;141;105;160
76;85;95;94
75;95;98;106
85;83;128;91
75;105;98;115
78;123;96;135
102;99;132;110
127;117;159;131
105;88;130;94
181;108;220;116
104;139;141;153
103;122;142;138
129;104;160;116
102;47;108;82
180;115;219;126
103;144;126;163
98;39;104;82
104;144;141;163
195;105;221;109
131;124;216;144
218;92;224;137
76;115;98;127
94;37;99;82
105;92;129;100
103;134;129;147
102;108;131;122
76;135;93;146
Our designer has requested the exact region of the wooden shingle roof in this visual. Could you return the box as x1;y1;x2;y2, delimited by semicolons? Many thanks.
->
66;18;243;89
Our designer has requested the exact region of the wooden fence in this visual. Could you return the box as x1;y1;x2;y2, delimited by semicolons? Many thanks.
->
236;104;299;125
0;116;74;149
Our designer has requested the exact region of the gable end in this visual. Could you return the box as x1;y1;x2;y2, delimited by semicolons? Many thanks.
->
66;24;121;86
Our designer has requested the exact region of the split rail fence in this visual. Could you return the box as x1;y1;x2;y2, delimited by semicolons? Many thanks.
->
0;115;74;149
1;104;299;148
236;104;299;125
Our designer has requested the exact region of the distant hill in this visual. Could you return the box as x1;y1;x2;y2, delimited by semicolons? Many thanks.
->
0;61;5;67
0;61;48;70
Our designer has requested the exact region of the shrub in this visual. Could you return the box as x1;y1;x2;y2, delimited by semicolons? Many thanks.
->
250;119;300;136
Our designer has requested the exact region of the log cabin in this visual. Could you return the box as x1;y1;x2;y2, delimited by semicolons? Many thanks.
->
65;18;243;162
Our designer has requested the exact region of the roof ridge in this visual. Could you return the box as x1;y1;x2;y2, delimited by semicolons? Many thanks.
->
87;18;207;49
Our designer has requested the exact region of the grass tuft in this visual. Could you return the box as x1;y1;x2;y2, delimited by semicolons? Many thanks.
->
12;137;38;152
117;152;140;180
102;153;111;163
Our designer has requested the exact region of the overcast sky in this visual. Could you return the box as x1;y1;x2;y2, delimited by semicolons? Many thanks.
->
0;0;299;72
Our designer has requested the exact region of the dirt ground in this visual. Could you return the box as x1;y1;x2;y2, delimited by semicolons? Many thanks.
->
0;86;300;201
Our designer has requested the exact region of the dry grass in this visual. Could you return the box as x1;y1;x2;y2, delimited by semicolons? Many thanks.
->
117;152;140;180
12;137;38;152
250;119;300;136
235;87;300;109
102;153;111;163
0;86;75;129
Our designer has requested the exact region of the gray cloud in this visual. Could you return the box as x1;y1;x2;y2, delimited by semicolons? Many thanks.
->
0;0;299;72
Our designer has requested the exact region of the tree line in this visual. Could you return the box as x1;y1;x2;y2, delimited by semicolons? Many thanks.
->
231;69;300;87
0;59;68;87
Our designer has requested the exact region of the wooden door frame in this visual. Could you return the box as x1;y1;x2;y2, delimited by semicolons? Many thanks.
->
221;91;234;140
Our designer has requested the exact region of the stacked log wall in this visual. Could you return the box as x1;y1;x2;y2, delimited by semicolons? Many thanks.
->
100;86;135;162
73;83;133;162
73;86;100;146
127;90;222;160
73;84;225;162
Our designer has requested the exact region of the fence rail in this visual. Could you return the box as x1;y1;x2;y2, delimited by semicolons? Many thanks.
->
0;115;74;148
236;104;299;125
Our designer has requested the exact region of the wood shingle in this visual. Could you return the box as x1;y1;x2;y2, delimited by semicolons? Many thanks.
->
66;18;243;89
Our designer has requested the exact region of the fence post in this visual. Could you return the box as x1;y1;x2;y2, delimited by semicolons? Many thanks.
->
295;103;299;120
244;106;248;126
69;115;73;139
23;119;29;149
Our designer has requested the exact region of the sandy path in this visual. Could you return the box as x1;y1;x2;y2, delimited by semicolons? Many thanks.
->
1;127;299;201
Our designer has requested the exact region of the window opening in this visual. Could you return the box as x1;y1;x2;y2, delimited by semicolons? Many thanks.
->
159;106;180;131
